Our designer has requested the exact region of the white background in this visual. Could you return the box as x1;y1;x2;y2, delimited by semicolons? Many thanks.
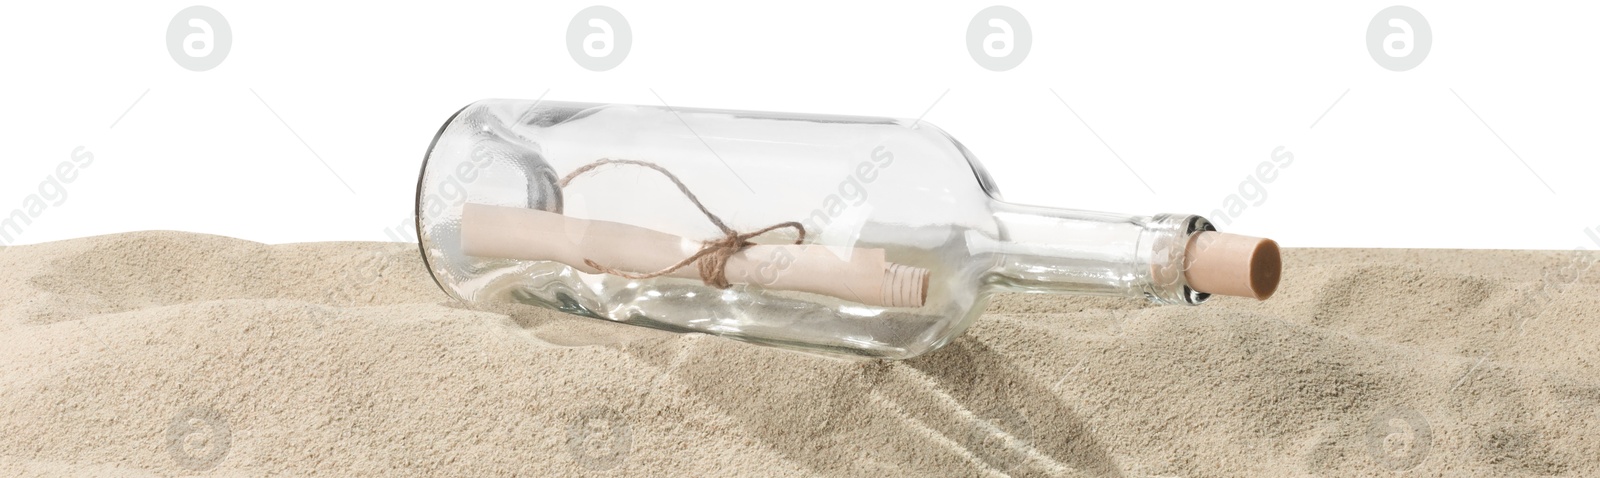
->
1;1;1596;250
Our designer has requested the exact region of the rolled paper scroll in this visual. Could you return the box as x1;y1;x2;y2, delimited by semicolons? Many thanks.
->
459;203;928;308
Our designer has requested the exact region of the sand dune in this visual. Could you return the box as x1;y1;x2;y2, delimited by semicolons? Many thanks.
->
1;231;1597;476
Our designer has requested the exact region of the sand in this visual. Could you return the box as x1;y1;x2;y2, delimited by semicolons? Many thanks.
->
1;231;1597;477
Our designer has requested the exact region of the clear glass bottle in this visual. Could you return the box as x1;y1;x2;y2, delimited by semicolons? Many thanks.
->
415;99;1279;360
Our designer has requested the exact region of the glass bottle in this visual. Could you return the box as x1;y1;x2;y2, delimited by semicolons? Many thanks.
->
415;99;1280;360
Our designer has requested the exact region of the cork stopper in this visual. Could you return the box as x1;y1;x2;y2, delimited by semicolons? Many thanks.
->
1182;232;1281;300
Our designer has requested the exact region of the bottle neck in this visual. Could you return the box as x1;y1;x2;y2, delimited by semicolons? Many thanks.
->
976;201;1213;305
